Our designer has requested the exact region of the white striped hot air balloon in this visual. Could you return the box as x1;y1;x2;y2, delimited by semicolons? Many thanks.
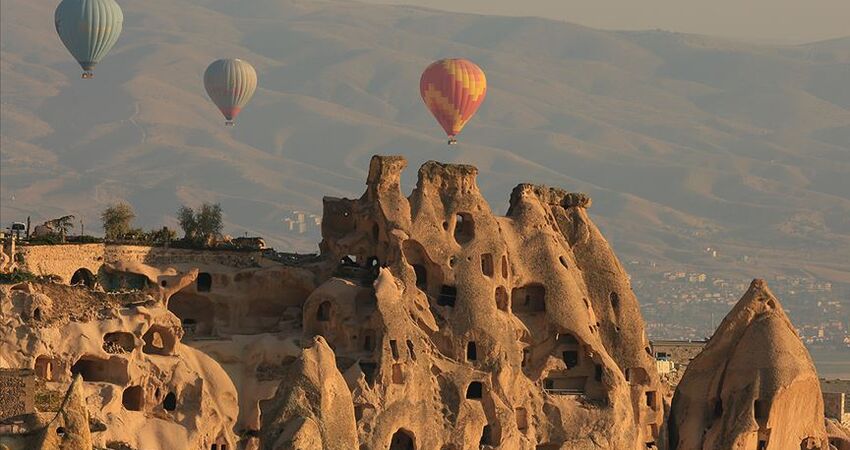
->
54;0;124;79
203;59;258;126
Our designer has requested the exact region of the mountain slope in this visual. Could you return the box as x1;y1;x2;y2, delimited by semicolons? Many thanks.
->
1;0;848;281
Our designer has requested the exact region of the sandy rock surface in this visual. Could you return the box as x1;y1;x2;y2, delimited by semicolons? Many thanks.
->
669;279;829;450
1;156;839;450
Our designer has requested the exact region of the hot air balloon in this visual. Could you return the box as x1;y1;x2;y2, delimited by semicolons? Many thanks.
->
204;59;258;126
420;58;487;145
54;0;124;79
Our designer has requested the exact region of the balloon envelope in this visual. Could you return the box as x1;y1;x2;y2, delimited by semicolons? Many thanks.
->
54;0;124;78
420;58;487;143
204;59;258;125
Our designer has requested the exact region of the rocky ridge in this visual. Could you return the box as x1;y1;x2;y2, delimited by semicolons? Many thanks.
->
0;155;846;450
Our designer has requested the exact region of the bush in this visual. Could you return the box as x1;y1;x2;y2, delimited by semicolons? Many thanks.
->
113;227;177;246
66;235;104;244
121;228;146;242
27;235;63;245
0;271;61;284
147;227;177;245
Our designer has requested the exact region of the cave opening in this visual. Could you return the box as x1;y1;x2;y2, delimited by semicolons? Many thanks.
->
466;381;483;399
467;342;477;361
70;268;95;289
197;272;212;292
122;385;144;411
389;429;415;450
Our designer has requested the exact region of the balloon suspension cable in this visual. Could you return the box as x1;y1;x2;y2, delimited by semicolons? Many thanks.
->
447;137;458;145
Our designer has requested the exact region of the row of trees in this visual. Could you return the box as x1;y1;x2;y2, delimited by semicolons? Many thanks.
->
100;202;223;246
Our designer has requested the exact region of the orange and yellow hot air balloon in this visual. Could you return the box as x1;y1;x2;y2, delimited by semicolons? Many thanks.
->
420;58;487;145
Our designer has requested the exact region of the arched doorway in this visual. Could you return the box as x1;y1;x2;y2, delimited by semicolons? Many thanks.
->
316;301;332;322
70;268;95;289
197;272;212;292
389;429;415;450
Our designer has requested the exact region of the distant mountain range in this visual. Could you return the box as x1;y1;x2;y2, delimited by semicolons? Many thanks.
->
2;0;848;283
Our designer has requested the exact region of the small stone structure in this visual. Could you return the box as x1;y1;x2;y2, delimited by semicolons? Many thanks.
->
823;379;850;427
649;340;706;366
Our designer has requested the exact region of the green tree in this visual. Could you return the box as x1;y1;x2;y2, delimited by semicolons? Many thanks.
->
177;205;197;242
100;202;135;240
46;215;75;242
177;203;223;246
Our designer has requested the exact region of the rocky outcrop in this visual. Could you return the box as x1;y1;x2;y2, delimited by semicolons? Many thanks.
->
0;280;238;450
668;279;829;450
259;336;357;450
826;419;850;450
264;155;663;449
6;155;834;450
33;375;92;450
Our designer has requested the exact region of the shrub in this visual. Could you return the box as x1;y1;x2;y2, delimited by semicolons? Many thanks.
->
67;235;104;244
0;271;61;284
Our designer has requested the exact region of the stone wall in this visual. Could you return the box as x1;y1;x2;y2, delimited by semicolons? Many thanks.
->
824;392;846;419
17;244;265;282
822;379;850;426
0;369;34;420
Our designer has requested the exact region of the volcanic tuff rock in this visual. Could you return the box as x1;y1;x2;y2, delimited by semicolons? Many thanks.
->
259;336;357;450
0;279;238;449
668;279;829;450
826;419;850;450
2;155;837;450
264;155;664;449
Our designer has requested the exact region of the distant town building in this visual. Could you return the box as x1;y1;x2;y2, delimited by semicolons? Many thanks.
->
281;210;321;236
649;340;707;368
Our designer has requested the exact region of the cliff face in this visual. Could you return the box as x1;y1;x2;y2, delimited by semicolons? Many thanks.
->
276;155;663;449
668;279;828;450
0;278;239;450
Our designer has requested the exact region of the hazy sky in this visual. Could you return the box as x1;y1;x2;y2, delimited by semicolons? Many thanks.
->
363;0;850;44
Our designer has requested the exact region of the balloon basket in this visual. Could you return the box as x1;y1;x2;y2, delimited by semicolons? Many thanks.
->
81;71;94;79
447;138;458;145
225;120;235;126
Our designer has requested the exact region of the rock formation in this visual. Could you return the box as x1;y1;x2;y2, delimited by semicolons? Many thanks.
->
2;155;839;450
668;279;829;450
32;375;92;450
259;155;663;449
0;279;238;449
826;419;850;450
260;336;357;450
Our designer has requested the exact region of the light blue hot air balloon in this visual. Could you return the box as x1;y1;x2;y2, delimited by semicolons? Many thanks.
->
54;0;124;79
